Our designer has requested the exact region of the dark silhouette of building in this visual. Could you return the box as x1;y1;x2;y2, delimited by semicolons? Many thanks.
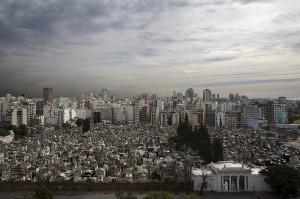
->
43;88;54;102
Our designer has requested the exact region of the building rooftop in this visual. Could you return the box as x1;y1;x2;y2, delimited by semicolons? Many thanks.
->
192;168;212;176
193;161;264;177
210;161;248;170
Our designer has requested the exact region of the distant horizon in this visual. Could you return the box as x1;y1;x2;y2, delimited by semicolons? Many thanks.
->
1;88;300;100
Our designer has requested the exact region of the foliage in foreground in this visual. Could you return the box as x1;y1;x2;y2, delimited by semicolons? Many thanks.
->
183;193;200;199
143;192;174;199
261;164;300;198
32;186;53;199
115;192;137;199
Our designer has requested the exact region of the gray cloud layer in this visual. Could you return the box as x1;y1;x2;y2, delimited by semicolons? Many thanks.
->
0;0;300;98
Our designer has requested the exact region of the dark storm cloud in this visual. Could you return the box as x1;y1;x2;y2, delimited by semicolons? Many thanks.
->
0;0;117;46
0;0;299;97
0;0;230;47
0;50;7;60
0;20;22;45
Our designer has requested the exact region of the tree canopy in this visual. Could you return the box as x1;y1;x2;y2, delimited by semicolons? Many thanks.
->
82;119;90;132
169;115;223;163
261;164;300;198
0;128;10;136
211;138;223;162
75;118;84;127
5;124;29;137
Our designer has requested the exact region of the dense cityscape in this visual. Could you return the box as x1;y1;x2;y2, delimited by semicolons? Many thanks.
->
0;88;299;192
1;0;300;198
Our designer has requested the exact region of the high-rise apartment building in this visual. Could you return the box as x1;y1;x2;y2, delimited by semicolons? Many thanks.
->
43;88;54;102
25;102;36;126
100;89;111;100
140;105;150;123
273;102;287;124
7;108;27;127
187;110;203;126
203;103;215;127
241;104;263;128
229;93;234;102
0;100;4;122
224;112;241;129
185;88;194;99
203;89;212;102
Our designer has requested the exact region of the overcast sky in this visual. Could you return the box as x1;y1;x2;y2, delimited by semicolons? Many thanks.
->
0;0;300;98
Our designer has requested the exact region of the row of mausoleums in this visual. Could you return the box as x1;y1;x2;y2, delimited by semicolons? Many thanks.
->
192;161;271;192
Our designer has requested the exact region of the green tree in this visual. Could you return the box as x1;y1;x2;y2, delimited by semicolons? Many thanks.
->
177;113;191;140
32;186;53;199
197;125;212;163
10;124;28;137
170;118;214;163
143;192;174;199
172;114;194;150
211;138;223;162
0;128;10;136
62;122;71;129
82;119;90;132
12;125;20;135
261;164;300;198
75;118;84;127
19;124;28;136
199;173;208;195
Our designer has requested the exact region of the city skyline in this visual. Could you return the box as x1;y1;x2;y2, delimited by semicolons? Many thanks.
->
1;87;299;100
0;0;300;98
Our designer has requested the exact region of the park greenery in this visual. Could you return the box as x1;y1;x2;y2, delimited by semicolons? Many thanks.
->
14;191;200;199
143;192;174;199
32;186;53;199
0;124;29;138
288;112;300;124
115;192;137;199
0;128;10;136
169;115;223;163
261;164;300;198
76;118;91;132
14;190;199;199
13;186;53;199
115;192;202;199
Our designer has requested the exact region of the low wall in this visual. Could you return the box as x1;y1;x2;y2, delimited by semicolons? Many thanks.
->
0;182;193;192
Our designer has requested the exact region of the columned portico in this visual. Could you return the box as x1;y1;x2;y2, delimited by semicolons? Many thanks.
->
221;175;248;192
192;161;268;192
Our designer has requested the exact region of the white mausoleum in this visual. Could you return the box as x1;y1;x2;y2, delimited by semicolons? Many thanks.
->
192;161;271;192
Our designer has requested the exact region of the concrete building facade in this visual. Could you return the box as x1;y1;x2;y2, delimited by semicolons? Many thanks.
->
192;161;271;192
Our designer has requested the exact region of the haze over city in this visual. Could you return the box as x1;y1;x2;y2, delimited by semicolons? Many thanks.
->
0;0;300;98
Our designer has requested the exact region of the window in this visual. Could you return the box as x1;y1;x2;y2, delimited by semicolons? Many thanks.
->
231;176;237;191
223;176;230;191
239;176;245;191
